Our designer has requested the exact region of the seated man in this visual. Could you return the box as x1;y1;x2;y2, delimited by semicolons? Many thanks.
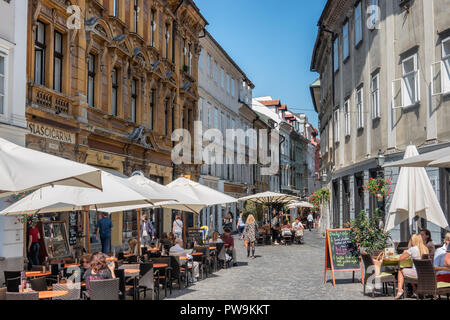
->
434;233;450;283
220;228;238;267
292;218;304;242
169;238;200;282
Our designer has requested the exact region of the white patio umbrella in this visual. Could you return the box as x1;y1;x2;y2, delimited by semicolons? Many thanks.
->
428;154;450;168
238;192;298;204
0;137;102;197
101;174;206;214
287;201;314;209
383;146;450;168
385;145;449;232
0;171;177;215
166;177;237;207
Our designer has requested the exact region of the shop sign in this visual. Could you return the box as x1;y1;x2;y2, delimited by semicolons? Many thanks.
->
28;122;75;144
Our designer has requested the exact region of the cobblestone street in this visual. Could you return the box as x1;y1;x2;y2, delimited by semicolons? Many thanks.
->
168;230;393;300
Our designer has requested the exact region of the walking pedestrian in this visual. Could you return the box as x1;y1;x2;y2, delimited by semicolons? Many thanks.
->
96;212;113;254
27;223;41;267
237;212;245;240
141;214;155;246
223;212;233;232
172;214;183;240
307;212;314;232
271;212;280;245
243;214;258;259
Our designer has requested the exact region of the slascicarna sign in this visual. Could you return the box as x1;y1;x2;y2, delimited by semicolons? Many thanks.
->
28;122;75;144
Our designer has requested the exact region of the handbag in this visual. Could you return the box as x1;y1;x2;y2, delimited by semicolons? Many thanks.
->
373;252;384;276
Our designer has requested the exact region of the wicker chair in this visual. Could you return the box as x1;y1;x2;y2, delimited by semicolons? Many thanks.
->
413;259;450;300
168;256;185;291
6;291;39;300
193;246;210;279
52;283;81;300
89;278;120;300
361;253;397;297
30;277;48;291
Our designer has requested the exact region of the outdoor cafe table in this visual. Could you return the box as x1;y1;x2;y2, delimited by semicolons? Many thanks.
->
106;257;118;262
25;271;52;278
64;263;80;268
383;254;413;269
435;267;450;272
38;290;69;300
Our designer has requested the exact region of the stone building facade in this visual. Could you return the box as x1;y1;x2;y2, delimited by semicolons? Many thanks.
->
26;0;206;251
311;0;450;241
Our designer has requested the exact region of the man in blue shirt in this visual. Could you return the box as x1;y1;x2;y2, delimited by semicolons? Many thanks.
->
96;212;113;254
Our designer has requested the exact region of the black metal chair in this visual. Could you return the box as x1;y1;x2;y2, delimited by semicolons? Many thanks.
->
6;277;21;293
150;257;171;298
113;269;127;300
168;256;184;291
3;271;21;286
138;262;154;299
30;277;48;291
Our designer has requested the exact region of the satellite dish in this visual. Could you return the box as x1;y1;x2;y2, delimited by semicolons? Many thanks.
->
113;34;126;42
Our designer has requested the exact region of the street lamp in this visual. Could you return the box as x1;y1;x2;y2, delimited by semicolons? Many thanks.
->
376;149;385;179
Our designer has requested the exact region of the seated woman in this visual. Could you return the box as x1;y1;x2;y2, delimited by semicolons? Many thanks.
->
127;238;139;256
79;254;91;280
83;252;116;296
395;233;429;299
292;218;304;239
160;232;172;255
207;232;224;244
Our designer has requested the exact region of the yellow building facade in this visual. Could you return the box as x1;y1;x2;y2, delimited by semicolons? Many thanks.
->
26;0;206;250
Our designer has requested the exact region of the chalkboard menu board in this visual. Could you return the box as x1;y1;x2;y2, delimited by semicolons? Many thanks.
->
327;229;360;270
324;229;363;287
69;212;78;246
186;231;203;249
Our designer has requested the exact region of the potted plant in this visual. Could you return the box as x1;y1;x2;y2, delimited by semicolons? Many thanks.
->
348;210;391;257
362;177;392;202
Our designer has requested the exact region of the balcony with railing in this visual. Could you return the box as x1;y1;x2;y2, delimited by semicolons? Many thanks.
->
29;84;72;115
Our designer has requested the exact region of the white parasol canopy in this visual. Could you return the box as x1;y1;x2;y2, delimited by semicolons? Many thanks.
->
0;137;102;198
100;174;206;214
428;154;450;168
166;177;237;208
238;192;298;204
383;146;450;168
385;145;449;232
287;201;314;209
0;171;177;215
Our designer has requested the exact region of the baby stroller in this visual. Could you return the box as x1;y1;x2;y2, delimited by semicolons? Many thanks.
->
280;228;293;245
293;228;304;244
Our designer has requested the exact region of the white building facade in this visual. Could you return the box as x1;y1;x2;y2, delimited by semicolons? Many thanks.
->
197;30;254;233
0;0;29;281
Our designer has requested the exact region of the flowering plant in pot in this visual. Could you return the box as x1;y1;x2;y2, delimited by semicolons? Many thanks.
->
348;209;391;257
362;177;392;202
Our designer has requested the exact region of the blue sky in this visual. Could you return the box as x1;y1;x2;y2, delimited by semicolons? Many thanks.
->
195;0;327;128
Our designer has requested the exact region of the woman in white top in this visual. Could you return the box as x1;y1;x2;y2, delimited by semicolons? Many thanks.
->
395;233;429;299
207;231;223;244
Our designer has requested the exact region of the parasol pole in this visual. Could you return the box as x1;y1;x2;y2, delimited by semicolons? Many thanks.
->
83;206;91;254
136;208;141;256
